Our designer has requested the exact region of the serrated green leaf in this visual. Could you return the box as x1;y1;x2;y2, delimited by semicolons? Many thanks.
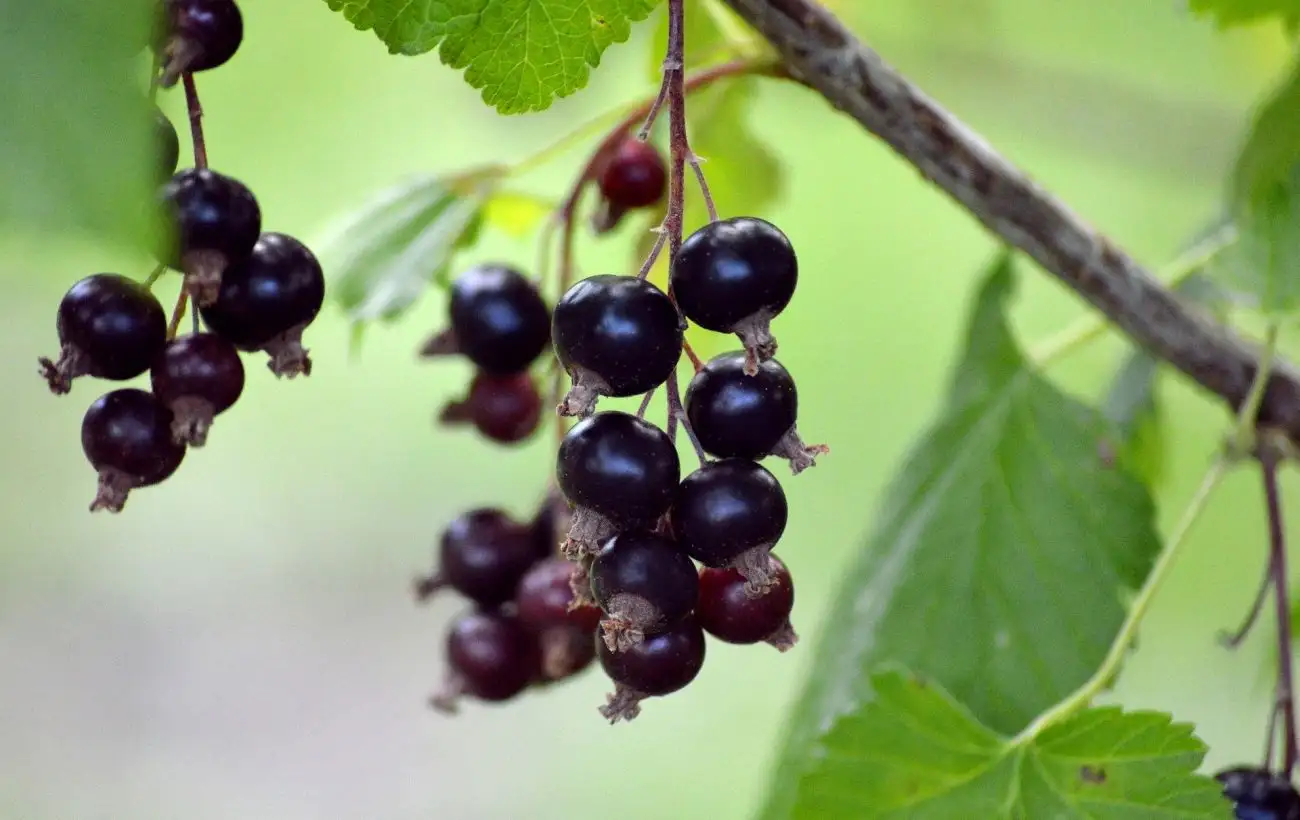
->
1;1;157;248
789;666;1231;819
1189;0;1300;30
322;0;660;114
761;253;1163;819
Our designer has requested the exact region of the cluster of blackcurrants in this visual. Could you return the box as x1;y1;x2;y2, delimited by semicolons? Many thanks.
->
414;134;825;723
1216;765;1300;819
38;0;325;513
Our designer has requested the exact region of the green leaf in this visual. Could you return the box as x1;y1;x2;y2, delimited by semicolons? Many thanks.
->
760;253;1163;819
323;0;660;114
686;76;783;223
788;666;1232;819
644;0;763;82
1188;0;1300;30
1;1;157;247
482;189;556;238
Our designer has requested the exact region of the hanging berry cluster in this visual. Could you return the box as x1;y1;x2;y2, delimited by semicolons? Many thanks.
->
38;0;326;513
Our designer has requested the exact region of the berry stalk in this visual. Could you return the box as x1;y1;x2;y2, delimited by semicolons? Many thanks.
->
1261;449;1298;775
181;73;208;170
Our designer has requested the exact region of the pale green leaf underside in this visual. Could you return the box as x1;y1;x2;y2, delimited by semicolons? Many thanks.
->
790;668;1231;819
323;0;660;113
1188;0;1300;29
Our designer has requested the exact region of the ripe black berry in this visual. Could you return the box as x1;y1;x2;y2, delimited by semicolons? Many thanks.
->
81;388;187;513
592;137;667;233
438;372;541;445
421;265;550;375
150;333;245;447
528;491;568;561
685;351;827;474
157;0;244;87
431;609;541;713
552;275;683;416
1216;766;1300;820
413;508;539;609
590;531;699;652
597;615;706;724
670;217;797;367
160;168;262;304
672;459;788;595
39;273;167;394
155;107;180;183
555;411;681;556
198;231;325;378
697;555;797;651
516;558;602;680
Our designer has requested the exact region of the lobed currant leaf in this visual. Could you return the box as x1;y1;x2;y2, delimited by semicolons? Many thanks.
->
760;253;1163;814
1188;0;1300;30
321;0;660;114
779;666;1231;819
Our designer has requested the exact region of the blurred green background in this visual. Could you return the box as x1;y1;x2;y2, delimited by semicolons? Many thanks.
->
0;1;1295;818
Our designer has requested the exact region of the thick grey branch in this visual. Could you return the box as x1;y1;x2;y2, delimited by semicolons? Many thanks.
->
722;0;1300;438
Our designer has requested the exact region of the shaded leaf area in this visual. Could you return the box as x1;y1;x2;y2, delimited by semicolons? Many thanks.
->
1189;0;1300;30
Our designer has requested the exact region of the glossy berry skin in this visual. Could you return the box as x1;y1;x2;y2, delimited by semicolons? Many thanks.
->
433;509;539;608
599;138;667;209
697;557;794;645
597;615;705;696
45;274;167;387
516;558;602;634
447;265;551;375
1216;767;1300;820
82;389;187;511
685;352;797;459
590;531;700;631
199;232;325;349
155;108;180;182
160;168;261;270
671;458;788;567
441;372;541;445
670;216;797;332
444;610;540;703
151;333;245;416
556;411;681;526
162;0;244;74
552;275;683;398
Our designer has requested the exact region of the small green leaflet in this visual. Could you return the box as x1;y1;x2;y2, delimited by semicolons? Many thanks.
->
1188;0;1300;30
760;253;1163;818
786;667;1232;819
322;0;660;113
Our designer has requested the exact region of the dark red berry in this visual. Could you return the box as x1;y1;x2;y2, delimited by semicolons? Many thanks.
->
198;232;325;378
422;264;551;376
413;508;539;609
431;610;541;713
592;138;667;233
597;615;706;724
552;274;683;416
81;388;187;513
528;491;568;561
670;217;796;367
671;458;788;594
697;556;797;651
1216;766;1300;819
159;168;262;304
555;411;681;556
590;530;699;652
150;333;245;447
39;273;168;394
157;0;244;87
438;372;541;445
685;351;826;473
155;107;180;182
516;558;602;681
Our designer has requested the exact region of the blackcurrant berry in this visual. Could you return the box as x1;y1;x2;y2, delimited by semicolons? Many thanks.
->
155;107;180;183
516;558;602;680
39;273;168;394
159;168;262;305
528;491;568;561
590;530;700;652
157;0;244;87
81;388;187;513
438;372;541;445
697;555;797;651
198;231;325;378
150;333;245;447
551;274;683;416
670;217;797;367
413;508;539;609
555;411;681;556
591;138;667;234
431;609;541;713
685;351;827;474
671;458;788;594
597;615;706;724
1216;766;1300;820
421;265;550;376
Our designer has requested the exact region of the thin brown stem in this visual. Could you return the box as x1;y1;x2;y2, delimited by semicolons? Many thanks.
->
689;158;719;222
1261;451;1297;775
1219;549;1277;649
181;72;207;169
167;290;189;340
683;339;704;371
637;228;669;280
142;263;167;289
636;387;658;418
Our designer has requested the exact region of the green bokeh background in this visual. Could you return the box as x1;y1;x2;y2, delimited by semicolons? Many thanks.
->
0;2;1295;818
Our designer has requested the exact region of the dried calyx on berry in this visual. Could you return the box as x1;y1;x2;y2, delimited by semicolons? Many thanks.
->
421;264;551;376
590;530;700;652
151;332;245;447
156;0;245;87
160;168;262;305
1215;766;1300;820
431;609;541;713
697;556;797;651
39;274;168;395
597;615;706;724
552;274;683;417
670;217;797;370
439;371;542;446
414;508;540;609
556;411;681;557
82;388;187;513
685;351;828;474
515;558;602;681
591;137;667;234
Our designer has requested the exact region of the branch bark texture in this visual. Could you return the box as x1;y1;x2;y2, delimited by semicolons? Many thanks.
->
721;0;1300;438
